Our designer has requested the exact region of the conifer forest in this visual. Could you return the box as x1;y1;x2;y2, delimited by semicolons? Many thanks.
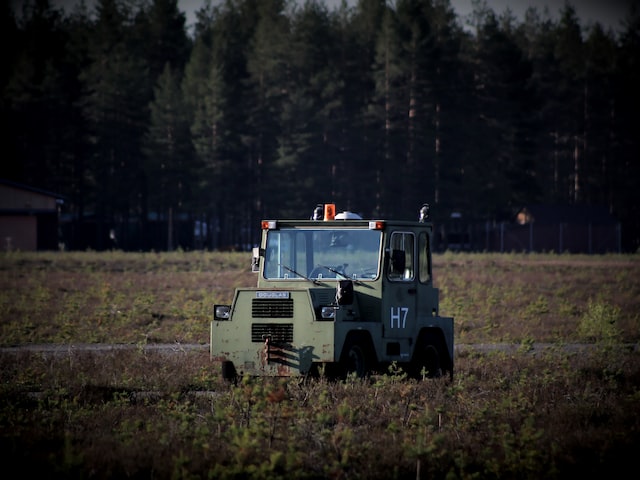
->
3;0;640;252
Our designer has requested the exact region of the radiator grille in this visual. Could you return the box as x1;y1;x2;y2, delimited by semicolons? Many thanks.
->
251;323;294;343
252;298;294;318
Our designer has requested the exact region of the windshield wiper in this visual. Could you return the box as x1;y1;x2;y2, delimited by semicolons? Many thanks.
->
279;264;319;284
317;264;364;285
318;264;347;278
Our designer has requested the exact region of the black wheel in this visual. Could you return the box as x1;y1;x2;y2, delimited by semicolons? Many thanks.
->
342;341;370;378
221;360;237;383
410;344;442;379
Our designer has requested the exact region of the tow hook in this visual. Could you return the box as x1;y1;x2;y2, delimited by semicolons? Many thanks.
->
263;335;271;364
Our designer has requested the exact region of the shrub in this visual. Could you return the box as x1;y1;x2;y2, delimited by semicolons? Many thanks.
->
577;300;622;342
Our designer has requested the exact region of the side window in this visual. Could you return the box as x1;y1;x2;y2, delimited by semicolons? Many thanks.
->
264;231;283;278
388;232;415;281
419;231;432;284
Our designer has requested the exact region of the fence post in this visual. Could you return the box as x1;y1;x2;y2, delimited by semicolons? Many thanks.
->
617;223;622;253
559;222;563;253
485;221;490;251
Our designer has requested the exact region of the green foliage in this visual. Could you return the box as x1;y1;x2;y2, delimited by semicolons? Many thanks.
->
3;345;639;478
1;251;639;477
577;300;622;342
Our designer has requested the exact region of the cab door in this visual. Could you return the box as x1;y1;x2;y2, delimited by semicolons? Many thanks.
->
416;229;439;317
381;231;418;362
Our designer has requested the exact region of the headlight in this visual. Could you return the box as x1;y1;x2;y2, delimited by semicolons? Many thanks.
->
321;306;336;319
214;305;231;320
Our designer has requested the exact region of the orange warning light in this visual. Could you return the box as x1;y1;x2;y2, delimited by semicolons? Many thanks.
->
324;203;336;220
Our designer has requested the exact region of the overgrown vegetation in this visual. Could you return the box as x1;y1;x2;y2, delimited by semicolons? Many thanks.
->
1;251;639;478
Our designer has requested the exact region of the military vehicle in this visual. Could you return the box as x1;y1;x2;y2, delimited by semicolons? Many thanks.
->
211;203;454;380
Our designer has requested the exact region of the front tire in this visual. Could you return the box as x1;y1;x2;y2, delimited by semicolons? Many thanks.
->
221;360;237;383
342;341;370;378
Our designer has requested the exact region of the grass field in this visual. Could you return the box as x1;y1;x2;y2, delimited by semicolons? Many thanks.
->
1;251;639;479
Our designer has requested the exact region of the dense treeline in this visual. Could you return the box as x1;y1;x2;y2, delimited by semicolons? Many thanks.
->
3;0;639;251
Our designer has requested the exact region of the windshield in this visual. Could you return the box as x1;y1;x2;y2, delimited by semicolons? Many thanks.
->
263;228;382;281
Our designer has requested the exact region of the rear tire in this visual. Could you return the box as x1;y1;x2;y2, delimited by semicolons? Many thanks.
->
410;344;442;379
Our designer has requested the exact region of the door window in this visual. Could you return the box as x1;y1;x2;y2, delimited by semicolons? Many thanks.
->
388;232;415;281
418;231;432;284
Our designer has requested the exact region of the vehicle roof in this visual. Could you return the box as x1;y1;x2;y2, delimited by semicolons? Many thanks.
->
263;219;434;229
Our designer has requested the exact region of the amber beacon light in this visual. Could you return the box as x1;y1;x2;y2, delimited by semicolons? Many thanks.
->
324;203;336;220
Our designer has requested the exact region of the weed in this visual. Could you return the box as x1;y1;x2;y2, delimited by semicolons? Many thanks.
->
1;252;639;478
577;300;622;342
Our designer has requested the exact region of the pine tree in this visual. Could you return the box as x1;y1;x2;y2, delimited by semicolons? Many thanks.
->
344;0;387;216
245;0;291;219
369;5;405;218
614;6;640;251
265;0;339;217
427;0;471;220
580;24;617;208
3;0;73;191
144;63;194;250
183;31;227;249
79;0;150;249
183;0;259;248
141;0;191;79
464;6;536;219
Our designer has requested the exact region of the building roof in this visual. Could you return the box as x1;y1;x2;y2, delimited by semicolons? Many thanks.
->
0;178;65;213
0;178;64;200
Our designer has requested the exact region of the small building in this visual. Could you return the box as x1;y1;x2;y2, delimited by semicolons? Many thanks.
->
0;179;64;251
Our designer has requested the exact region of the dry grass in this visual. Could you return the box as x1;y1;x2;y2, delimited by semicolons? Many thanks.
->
0;251;251;344
1;250;638;346
437;252;640;344
0;250;639;479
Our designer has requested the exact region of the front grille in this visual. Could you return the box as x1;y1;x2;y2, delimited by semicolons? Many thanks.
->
252;298;294;318
252;323;294;343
